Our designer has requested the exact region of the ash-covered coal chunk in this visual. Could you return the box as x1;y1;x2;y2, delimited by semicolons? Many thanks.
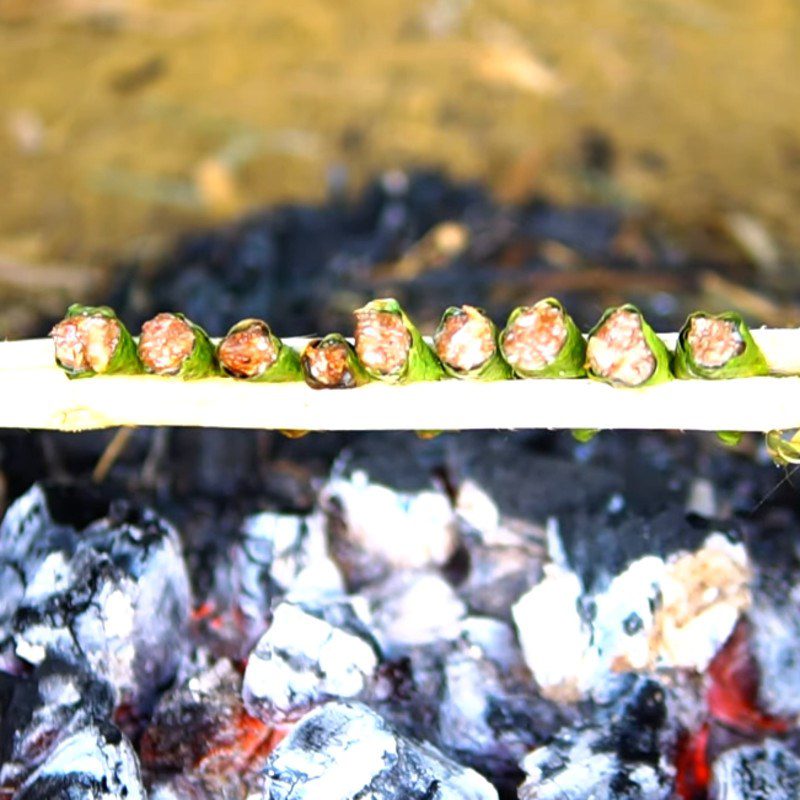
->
243;599;380;723
320;435;458;588
0;657;113;788
366;570;467;651
519;676;675;800
142;657;279;797
710;739;800;800
434;622;563;787
13;720;145;800
513;523;750;700
249;701;498;800
0;484;191;711
231;510;343;631
748;595;800;718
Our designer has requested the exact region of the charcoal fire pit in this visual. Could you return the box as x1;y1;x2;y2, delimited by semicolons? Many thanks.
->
1;173;799;800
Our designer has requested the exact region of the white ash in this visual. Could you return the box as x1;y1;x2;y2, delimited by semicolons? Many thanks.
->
748;589;800;717
150;775;219;800
513;530;750;699
456;478;548;548
512;562;590;701
243;599;380;723
366;570;467;652
710;739;800;800
519;676;674;800
0;658;114;789
436;632;558;781
456;616;528;673
13;721;145;800
0;484;75;626
454;506;546;620
520;747;670;800
0;485;192;710
232;510;343;628
247;701;498;800
364;616;563;789
321;465;458;584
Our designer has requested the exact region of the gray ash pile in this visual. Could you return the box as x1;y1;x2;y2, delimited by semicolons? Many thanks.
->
2;172;800;798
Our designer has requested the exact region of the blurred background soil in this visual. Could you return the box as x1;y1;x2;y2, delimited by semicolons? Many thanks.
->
2;0;800;336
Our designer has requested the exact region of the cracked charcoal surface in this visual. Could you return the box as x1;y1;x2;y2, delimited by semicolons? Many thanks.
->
12;721;145;800
249;701;499;800
0;657;114;789
227;510;344;646
519;676;675;800
710;739;800;800
321;438;458;588
0;484;191;712
243;599;380;723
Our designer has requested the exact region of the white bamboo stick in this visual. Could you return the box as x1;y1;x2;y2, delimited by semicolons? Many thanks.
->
1;331;800;432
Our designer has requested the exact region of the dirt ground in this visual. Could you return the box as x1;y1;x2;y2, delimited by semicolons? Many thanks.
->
2;1;800;334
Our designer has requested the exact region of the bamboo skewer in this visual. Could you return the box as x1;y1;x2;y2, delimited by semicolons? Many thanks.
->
3;332;800;432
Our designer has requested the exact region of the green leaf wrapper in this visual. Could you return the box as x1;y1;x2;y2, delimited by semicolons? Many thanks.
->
218;319;302;383
300;334;372;389
500;298;586;379
571;428;600;443
355;298;445;384
673;311;769;380
716;431;744;447
434;305;512;381
586;304;673;388
142;313;219;380
55;304;142;379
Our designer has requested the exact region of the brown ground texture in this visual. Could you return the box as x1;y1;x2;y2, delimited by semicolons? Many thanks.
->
2;1;800;334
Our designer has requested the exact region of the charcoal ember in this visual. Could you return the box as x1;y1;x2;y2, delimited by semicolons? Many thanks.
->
231;511;343;631
141;658;278;798
435;627;562;784
710;739;800;800
0;485;191;711
0;484;75;629
247;701;498;800
519;676;675;800
243;600;380;723
0;658;113;788
366;570;466;652
748;593;800;718
320;437;458;588
149;775;214;800
513;529;750;700
456;522;545;621
13;721;145;800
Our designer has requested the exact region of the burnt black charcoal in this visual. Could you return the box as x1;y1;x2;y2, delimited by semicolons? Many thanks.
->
0;658;113;788
606;679;667;766
710;739;800;800
250;701;498;800
447;434;623;527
